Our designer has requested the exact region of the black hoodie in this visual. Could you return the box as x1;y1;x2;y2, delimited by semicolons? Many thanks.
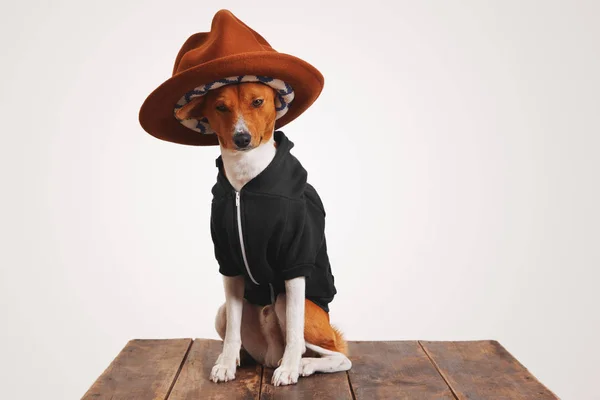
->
210;131;337;312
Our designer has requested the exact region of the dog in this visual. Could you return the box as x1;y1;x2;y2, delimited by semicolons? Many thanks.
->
176;82;352;386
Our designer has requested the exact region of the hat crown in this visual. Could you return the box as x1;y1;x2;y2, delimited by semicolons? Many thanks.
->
174;10;274;76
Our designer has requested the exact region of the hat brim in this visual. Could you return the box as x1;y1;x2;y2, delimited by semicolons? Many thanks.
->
139;51;324;146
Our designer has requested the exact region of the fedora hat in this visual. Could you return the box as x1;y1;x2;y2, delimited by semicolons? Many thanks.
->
139;9;324;146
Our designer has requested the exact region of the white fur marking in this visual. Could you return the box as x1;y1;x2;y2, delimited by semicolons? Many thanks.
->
220;130;276;192
300;343;352;376
272;277;306;386
233;115;250;135
210;275;245;383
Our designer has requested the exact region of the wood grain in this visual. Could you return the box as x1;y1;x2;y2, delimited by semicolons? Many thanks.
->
82;338;192;400
260;367;353;400
83;339;558;399
347;341;456;399
168;338;262;400
420;340;558;400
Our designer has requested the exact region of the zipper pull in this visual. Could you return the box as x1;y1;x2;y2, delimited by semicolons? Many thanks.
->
235;191;240;206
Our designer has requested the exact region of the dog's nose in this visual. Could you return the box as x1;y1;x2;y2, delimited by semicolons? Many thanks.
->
233;132;252;148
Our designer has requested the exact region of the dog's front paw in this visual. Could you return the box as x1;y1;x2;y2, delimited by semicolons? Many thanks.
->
210;352;240;383
272;361;300;386
210;361;237;383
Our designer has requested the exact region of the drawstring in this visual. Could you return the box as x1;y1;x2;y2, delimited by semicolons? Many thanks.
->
269;283;275;304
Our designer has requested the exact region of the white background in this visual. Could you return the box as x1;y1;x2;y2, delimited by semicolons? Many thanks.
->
1;1;599;399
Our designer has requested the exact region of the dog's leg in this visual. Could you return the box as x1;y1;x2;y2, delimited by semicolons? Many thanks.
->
272;277;306;386
215;300;273;367
210;275;244;383
214;302;227;340
299;343;352;376
259;304;285;368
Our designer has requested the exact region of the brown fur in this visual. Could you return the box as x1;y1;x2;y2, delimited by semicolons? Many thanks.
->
304;299;348;356
175;83;277;150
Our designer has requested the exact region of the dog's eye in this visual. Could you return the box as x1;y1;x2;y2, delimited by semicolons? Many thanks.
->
216;104;228;112
252;99;264;108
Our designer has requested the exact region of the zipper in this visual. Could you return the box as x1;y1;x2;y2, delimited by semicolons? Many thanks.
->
235;191;259;285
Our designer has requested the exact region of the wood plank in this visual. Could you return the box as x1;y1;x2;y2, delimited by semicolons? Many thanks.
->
168;339;262;400
82;338;192;400
420;340;558;399
260;367;352;400
347;341;456;400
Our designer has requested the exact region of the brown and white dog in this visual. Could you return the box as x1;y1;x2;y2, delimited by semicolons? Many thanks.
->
176;82;351;386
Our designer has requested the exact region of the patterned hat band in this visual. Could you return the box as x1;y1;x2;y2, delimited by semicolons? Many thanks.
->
174;75;295;135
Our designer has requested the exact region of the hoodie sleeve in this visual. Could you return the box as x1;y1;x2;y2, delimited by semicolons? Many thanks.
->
278;190;326;280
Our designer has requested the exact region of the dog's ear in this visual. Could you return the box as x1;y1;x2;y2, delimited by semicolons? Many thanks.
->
175;96;205;120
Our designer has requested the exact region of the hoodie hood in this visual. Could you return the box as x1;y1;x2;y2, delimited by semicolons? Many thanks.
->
214;131;308;198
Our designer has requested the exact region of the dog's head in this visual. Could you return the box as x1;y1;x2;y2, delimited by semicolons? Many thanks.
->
176;83;277;151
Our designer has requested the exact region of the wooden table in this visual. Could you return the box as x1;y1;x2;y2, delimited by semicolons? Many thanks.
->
83;339;558;399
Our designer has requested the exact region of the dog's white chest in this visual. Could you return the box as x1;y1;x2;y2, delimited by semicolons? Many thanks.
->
221;137;276;191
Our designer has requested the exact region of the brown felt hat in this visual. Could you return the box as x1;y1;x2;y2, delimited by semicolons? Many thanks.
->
139;9;324;146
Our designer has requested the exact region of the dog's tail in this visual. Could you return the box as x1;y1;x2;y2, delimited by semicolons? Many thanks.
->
305;325;349;356
332;325;349;356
